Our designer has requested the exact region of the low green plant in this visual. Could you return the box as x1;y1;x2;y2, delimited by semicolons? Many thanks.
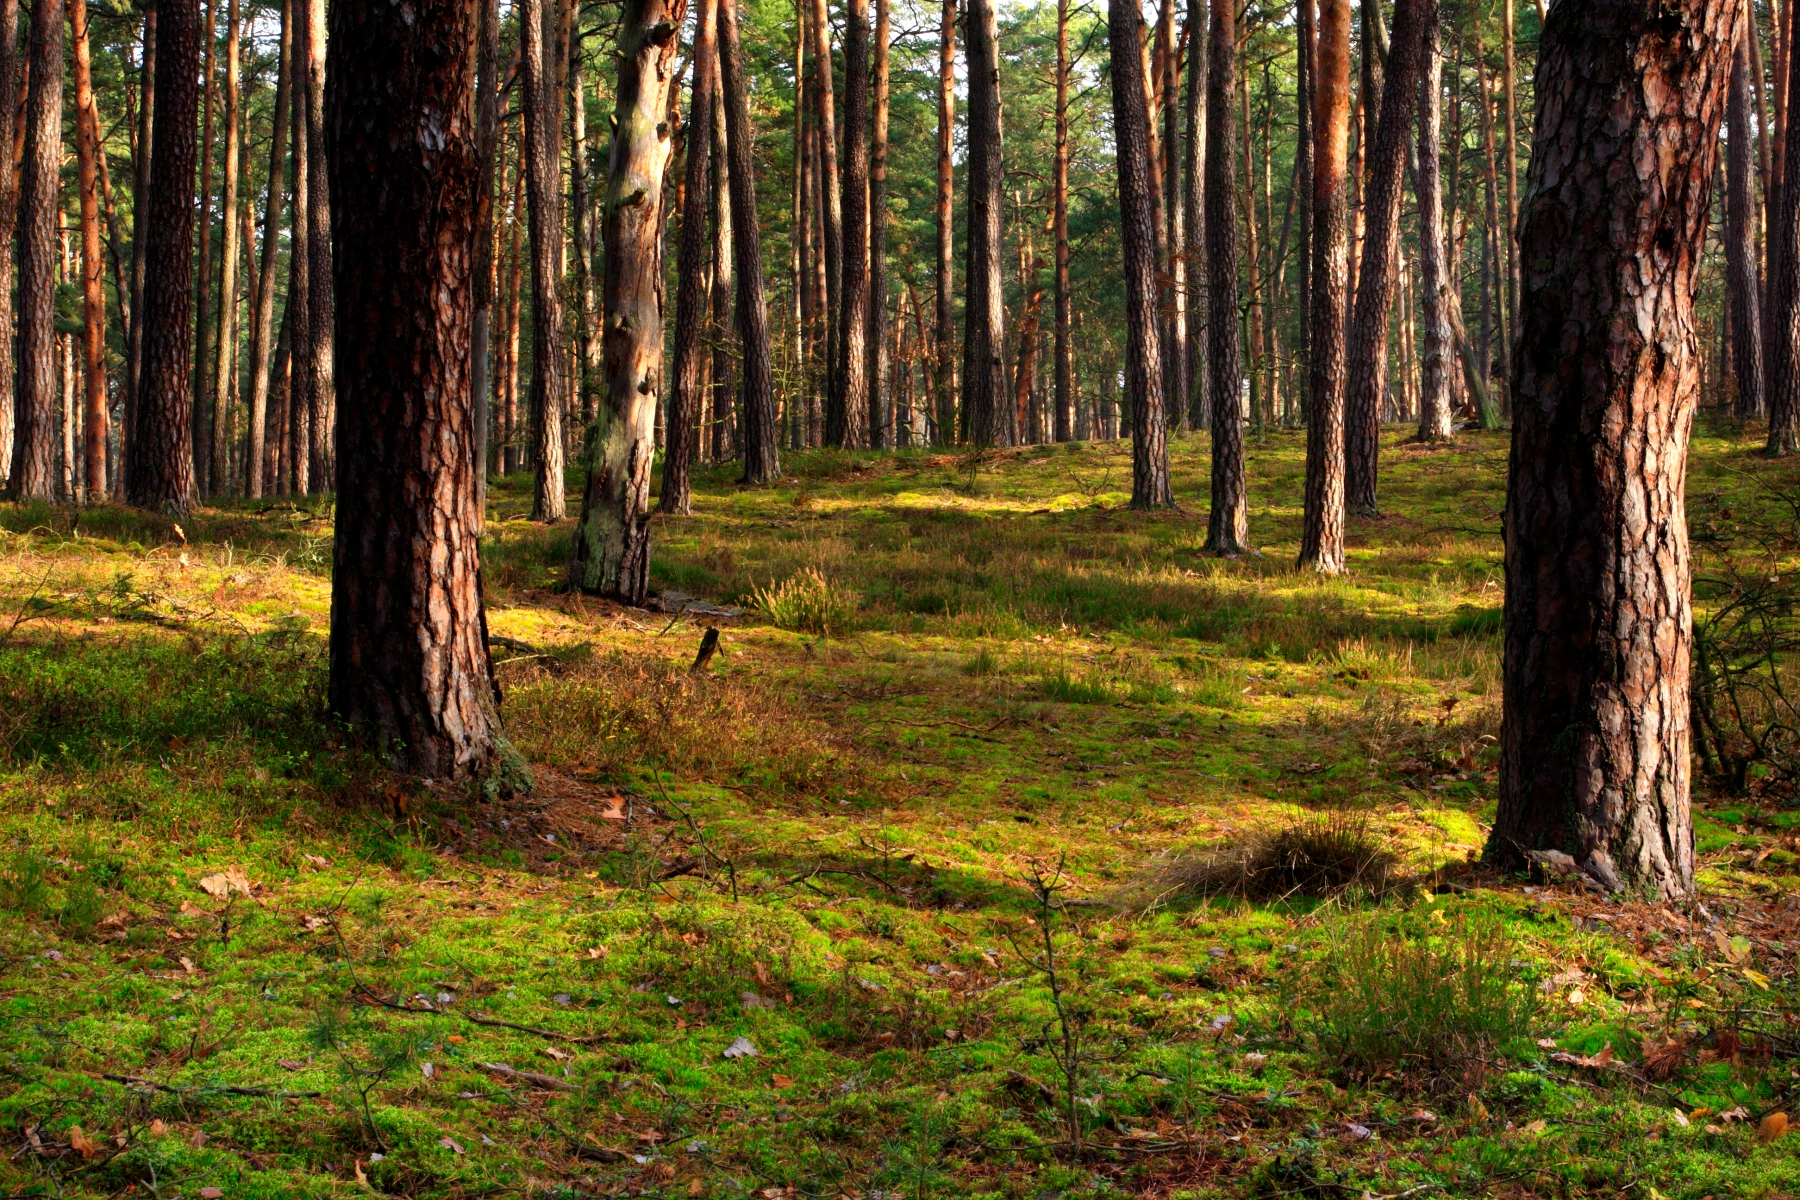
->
1038;667;1113;704
750;568;859;637
57;873;104;935
0;847;49;914
961;647;999;677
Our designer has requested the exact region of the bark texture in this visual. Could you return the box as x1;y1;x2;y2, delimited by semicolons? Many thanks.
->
522;0;567;518
1416;0;1454;443
246;0;291;499
660;0;715;515
567;0;683;602
210;0;241;495
1182;0;1207;431
867;0;890;447
325;0;511;781
1728;28;1764;418
933;0;955;442
829;0;869;447
961;0;1007;446
72;0;107;501
719;0;779;482
304;0;332;487
1053;0;1072;442
1490;0;1735;900
1202;0;1245;551
0;0;22;485
10;0;62;499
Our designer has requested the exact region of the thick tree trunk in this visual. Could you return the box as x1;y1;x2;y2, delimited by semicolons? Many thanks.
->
191;0;217;496
1416;0;1454;443
127;0;198;510
1342;0;1427;516
325;0;513;782
1109;0;1173;508
209;0;241;496
934;0;956;443
1182;0;1207;431
304;0;332;487
660;0;714;515
830;0;869;449
522;0;567;519
1054;0;1073;442
9;0;61;500
1490;0;1734;900
1729;26;1765;418
1297;0;1351;572
718;0;778;481
1202;0;1245;551
962;0;1006;446
72;0;106;501
567;0;683;602
867;0;890;448
245;0;289;499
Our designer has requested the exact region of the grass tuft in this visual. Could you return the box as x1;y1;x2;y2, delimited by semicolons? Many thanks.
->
749;567;860;636
1152;812;1403;901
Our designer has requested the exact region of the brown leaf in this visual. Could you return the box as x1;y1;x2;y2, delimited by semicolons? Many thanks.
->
302;854;331;868
148;1120;169;1137
771;1074;795;1089
598;797;628;821
179;900;207;916
199;1189;224;1199
1759;1112;1789;1142
190;1129;208;1148
439;1135;465;1155
179;956;197;974
67;1126;99;1159
277;1059;304;1071
197;875;232;899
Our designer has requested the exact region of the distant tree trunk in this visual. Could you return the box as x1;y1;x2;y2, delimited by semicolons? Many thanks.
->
1729;25;1765;419
1770;0;1800;451
289;66;312;495
326;0;512;782
1501;0;1519;342
962;0;1006;446
661;0;714;515
570;30;598;432
1159;0;1185;426
1416;0;1454;442
567;0;682;602
1239;69;1263;429
191;0;217;496
127;0;198;510
1343;0;1426;516
470;0;500;521
1182;0;1207;431
1292;0;1311;415
1202;0;1245;551
1054;0;1072;442
1473;17;1507;403
934;0;956;443
719;0;778;481
1490;0;1735;900
8;0;61;500
209;0;241;496
1298;0;1351;572
708;70;734;462
829;0;869;448
521;0;566;519
245;0;290;499
808;0;842;409
71;0;107;501
867;0;890;448
1109;0;1173;507
1766;0;1791;401
0;0;21;487
303;0;332;487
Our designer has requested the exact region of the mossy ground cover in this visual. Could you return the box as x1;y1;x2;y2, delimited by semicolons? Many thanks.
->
2;423;1799;1198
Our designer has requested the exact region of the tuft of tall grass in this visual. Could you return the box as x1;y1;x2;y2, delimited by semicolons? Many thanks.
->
1152;812;1401;901
750;568;860;637
1038;667;1113;704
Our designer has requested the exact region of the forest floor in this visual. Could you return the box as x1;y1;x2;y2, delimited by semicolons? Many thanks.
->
3;421;1800;1199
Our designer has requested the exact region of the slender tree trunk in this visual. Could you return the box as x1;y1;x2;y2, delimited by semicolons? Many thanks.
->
326;0;512;781
808;0;842;409
1730;22;1765;419
1109;0;1172;506
71;0;106;501
128;0;198;510
8;0;60;500
570;31;599;432
191;0;217;496
1299;0;1351;571
1054;0;1072;442
1240;69;1264;430
245;0;289;498
1501;0;1519;341
934;0;956;443
267;290;289;489
1474;19;1508;399
0;0;21;488
708;65;734;460
521;0;566;518
661;0;714;515
1183;0;1208;431
1769;0;1800;452
303;0;332;487
962;0;1007;446
209;0;240;495
719;0;778;481
1203;0;1245;550
567;0;683;601
1492;0;1734;900
1769;0;1793;402
288;66;312;495
828;0;869;447
1159;0;1185;426
1293;0;1313;418
868;0;890;448
1416;0;1454;443
470;0;500;521
1343;0;1426;515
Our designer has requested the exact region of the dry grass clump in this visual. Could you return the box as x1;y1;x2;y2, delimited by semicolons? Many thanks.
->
1150;812;1405;902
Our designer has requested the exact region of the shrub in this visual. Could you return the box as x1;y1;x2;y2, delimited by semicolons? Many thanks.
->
1308;912;1539;1073
1153;813;1402;901
750;568;860;637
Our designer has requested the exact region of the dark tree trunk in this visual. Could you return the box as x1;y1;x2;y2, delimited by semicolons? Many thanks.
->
1158;0;1184;427
1728;28;1764;418
9;0;62;499
1182;0;1207;431
289;67;312;495
72;0;107;501
1490;0;1735;900
127;0;198;509
719;0;779;481
1297;0;1351;571
1109;0;1172;508
1343;0;1427;516
567;0;682;602
1415;0;1454;442
522;0;566;518
0;0;20;487
829;0;869;448
245;0;290;498
1292;0;1311;417
1202;0;1245;551
808;0;841;408
867;0;890;447
470;0;501;522
1053;0;1072;442
934;0;955;443
209;0;240;496
191;0;216;496
303;0;333;487
961;0;1006;445
660;0;715;515
1770;0;1800;451
570;30;599;432
325;0;512;782
708;72;734;462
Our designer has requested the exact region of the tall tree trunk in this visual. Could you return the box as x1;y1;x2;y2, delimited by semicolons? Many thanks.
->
1730;22;1765;418
288;64;312;495
1298;0;1351;571
0;0;21;488
1183;0;1207;431
709;67;734;462
128;0;198;510
934;0;956;443
209;0;240;495
1769;0;1792;402
1474;17;1507;399
1054;0;1073;442
8;0;60;499
191;0;217;496
1240;68;1264;430
808;0;842;409
962;0;1006;445
1343;0;1426;515
1769;0;1800;452
326;0;513;781
1110;0;1172;506
567;0;683;601
470;0;500;521
829;0;869;447
570;30;599;433
719;0;778;481
521;0;566;519
1293;0;1312;419
1159;0;1185;427
246;0;290;499
660;0;714;515
303;0;332;487
868;0;890;448
1490;0;1734;900
1501;0;1519;341
1203;0;1245;550
1416;0;1454;443
71;0;106;501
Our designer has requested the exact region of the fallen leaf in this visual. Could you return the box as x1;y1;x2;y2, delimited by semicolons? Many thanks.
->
542;1047;571;1061
722;1036;759;1059
1467;1093;1489;1122
277;1059;304;1071
302;854;331;868
439;1135;465;1154
1670;1109;1690;1128
148;1120;169;1137
179;956;197;974
1522;1120;1547;1134
1722;1105;1752;1124
1743;968;1772;989
598;797;627;821
1759;1112;1789;1142
302;915;330;932
754;961;771;985
68;1126;99;1159
197;874;232;899
355;1161;372;1189
688;1181;704;1196
771;1074;795;1089
199;1189;224;1199
1566;987;1586;1005
179;900;207;916
190;1129;209;1149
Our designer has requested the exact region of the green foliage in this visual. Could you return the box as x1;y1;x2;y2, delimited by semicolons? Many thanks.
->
750;568;860;637
1038;666;1113;704
0;846;48;914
